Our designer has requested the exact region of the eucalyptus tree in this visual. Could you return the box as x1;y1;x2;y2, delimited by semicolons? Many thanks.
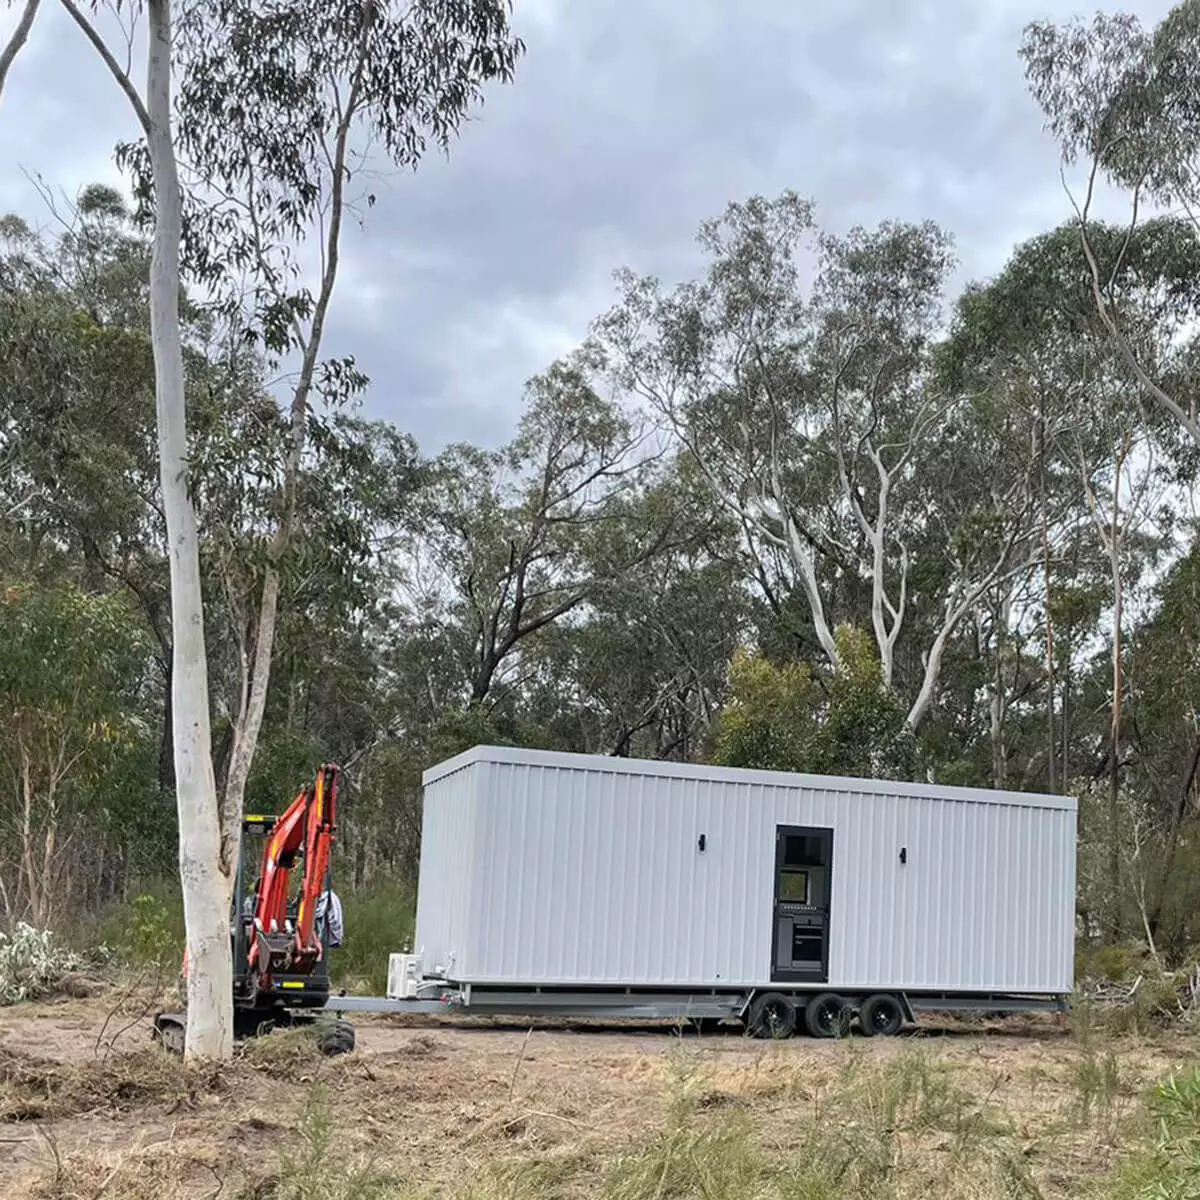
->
1123;545;1200;949
1022;2;1200;449
1;0;523;1060
0;189;214;792
406;354;665;708
196;407;420;790
0;585;153;929
120;0;526;856
529;464;749;761
599;193;1043;732
941;218;1184;930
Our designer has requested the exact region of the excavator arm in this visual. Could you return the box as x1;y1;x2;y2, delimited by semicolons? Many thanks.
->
246;763;340;986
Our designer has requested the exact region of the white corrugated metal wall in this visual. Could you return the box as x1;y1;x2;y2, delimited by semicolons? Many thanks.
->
411;762;477;979
415;748;1076;994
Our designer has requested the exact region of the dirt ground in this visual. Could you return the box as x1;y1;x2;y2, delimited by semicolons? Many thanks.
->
0;991;1194;1198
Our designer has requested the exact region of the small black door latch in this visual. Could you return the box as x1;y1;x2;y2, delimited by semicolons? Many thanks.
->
698;833;707;852
899;846;907;864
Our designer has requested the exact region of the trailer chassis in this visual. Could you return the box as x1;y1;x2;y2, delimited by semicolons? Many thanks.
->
319;983;1068;1038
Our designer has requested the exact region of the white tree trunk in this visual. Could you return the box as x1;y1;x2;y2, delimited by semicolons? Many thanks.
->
220;564;279;866
146;0;231;1061
783;514;840;667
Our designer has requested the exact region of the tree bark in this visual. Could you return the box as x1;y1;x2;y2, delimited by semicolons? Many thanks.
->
1079;429;1130;943
1040;409;1056;794
1148;732;1200;939
145;0;230;1059
1077;214;1200;451
990;597;1010;790
0;0;40;101
158;657;175;790
1107;470;1123;941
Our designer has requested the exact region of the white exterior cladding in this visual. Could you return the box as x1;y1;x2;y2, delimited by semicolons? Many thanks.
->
415;746;1077;995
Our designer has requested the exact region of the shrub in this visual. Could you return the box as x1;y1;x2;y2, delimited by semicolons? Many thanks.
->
334;882;415;995
271;1084;401;1200
63;877;184;968
0;923;82;1004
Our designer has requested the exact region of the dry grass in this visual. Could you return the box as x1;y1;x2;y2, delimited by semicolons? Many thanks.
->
2;1005;1199;1199
28;1145;213;1200
0;1043;221;1122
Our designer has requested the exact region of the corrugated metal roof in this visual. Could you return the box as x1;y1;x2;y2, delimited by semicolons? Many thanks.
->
422;744;1076;812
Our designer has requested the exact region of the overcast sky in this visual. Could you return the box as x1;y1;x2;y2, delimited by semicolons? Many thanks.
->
0;0;1177;452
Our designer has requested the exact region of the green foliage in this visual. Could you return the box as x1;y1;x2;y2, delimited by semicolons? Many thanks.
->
334;883;416;996
244;729;333;818
712;628;918;779
710;649;817;773
0;924;82;1005
122;893;183;967
0;583;159;924
271;1085;400;1200
1142;1070;1200;1199
63;880;184;969
0;583;149;749
1109;1069;1200;1200
1074;1048;1124;1130
1021;6;1200;212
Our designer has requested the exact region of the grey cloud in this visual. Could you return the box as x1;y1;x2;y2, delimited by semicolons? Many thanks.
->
2;0;1180;452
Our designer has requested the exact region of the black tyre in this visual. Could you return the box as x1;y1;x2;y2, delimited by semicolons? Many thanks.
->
152;1013;186;1056
804;992;852;1038
316;1018;355;1056
858;994;905;1037
748;993;797;1039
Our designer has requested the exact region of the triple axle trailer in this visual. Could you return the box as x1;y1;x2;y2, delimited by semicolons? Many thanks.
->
325;746;1077;1038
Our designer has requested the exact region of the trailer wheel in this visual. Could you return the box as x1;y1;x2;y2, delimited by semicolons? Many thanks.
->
748;993;797;1039
804;993;851;1038
858;993;904;1037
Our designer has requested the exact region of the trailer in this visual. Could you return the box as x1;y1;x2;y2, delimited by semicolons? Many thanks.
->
329;746;1077;1038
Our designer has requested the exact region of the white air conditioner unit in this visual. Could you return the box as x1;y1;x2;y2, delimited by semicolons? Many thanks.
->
386;952;424;999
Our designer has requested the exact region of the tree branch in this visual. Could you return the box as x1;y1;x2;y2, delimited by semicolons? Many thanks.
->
0;0;40;100
1065;160;1200;449
58;0;151;134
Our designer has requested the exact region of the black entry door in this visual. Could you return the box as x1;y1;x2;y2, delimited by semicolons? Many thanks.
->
771;826;833;984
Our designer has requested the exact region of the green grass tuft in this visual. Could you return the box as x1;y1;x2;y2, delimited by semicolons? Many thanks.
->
334;881;415;995
269;1083;412;1200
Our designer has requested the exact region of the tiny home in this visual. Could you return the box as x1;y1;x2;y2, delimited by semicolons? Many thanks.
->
409;746;1076;1036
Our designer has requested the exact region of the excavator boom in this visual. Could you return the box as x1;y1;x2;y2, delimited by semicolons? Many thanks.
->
247;763;340;985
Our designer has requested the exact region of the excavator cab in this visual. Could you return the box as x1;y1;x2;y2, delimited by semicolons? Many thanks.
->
233;813;332;1014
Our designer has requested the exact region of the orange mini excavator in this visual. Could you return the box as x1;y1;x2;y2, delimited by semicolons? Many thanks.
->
153;764;354;1054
